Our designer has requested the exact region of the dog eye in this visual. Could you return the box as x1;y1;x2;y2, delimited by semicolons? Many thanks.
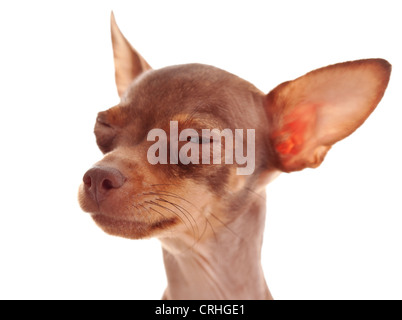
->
187;136;211;144
94;118;116;154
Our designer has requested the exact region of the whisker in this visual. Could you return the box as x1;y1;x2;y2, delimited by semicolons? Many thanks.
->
141;189;224;245
149;207;169;220
147;192;204;233
145;200;190;232
138;192;199;238
156;198;199;238
144;192;187;203
138;203;164;218
150;184;180;188
146;190;199;210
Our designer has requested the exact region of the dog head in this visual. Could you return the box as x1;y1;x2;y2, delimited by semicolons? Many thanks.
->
78;13;391;241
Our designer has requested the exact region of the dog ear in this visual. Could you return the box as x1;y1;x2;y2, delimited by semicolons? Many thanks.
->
111;12;152;97
266;59;391;172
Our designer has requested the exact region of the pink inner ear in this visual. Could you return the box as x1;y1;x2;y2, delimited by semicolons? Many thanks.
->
272;104;317;156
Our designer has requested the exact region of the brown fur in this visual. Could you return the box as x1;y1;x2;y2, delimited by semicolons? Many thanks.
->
78;13;391;299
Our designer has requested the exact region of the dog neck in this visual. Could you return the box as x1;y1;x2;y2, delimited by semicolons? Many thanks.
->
160;190;272;300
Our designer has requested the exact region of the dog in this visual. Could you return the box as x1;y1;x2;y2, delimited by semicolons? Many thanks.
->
78;13;391;299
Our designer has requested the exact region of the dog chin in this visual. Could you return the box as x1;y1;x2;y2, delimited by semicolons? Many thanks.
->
91;214;177;240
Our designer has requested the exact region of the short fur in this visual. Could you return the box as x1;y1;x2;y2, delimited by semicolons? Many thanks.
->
78;13;391;299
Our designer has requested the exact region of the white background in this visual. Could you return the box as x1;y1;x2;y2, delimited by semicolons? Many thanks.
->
0;0;401;300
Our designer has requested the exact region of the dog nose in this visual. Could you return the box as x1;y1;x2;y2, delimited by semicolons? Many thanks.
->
83;166;126;202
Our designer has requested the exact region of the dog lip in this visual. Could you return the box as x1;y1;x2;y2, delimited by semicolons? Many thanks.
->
89;209;160;225
91;212;178;238
93;212;138;223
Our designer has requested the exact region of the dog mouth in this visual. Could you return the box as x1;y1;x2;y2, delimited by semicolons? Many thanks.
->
91;212;178;240
78;179;190;239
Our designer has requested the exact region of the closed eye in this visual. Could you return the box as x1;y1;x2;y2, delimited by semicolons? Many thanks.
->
95;119;116;154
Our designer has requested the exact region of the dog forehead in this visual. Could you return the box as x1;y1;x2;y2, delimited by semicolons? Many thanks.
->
121;63;264;124
127;64;234;104
138;63;241;89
